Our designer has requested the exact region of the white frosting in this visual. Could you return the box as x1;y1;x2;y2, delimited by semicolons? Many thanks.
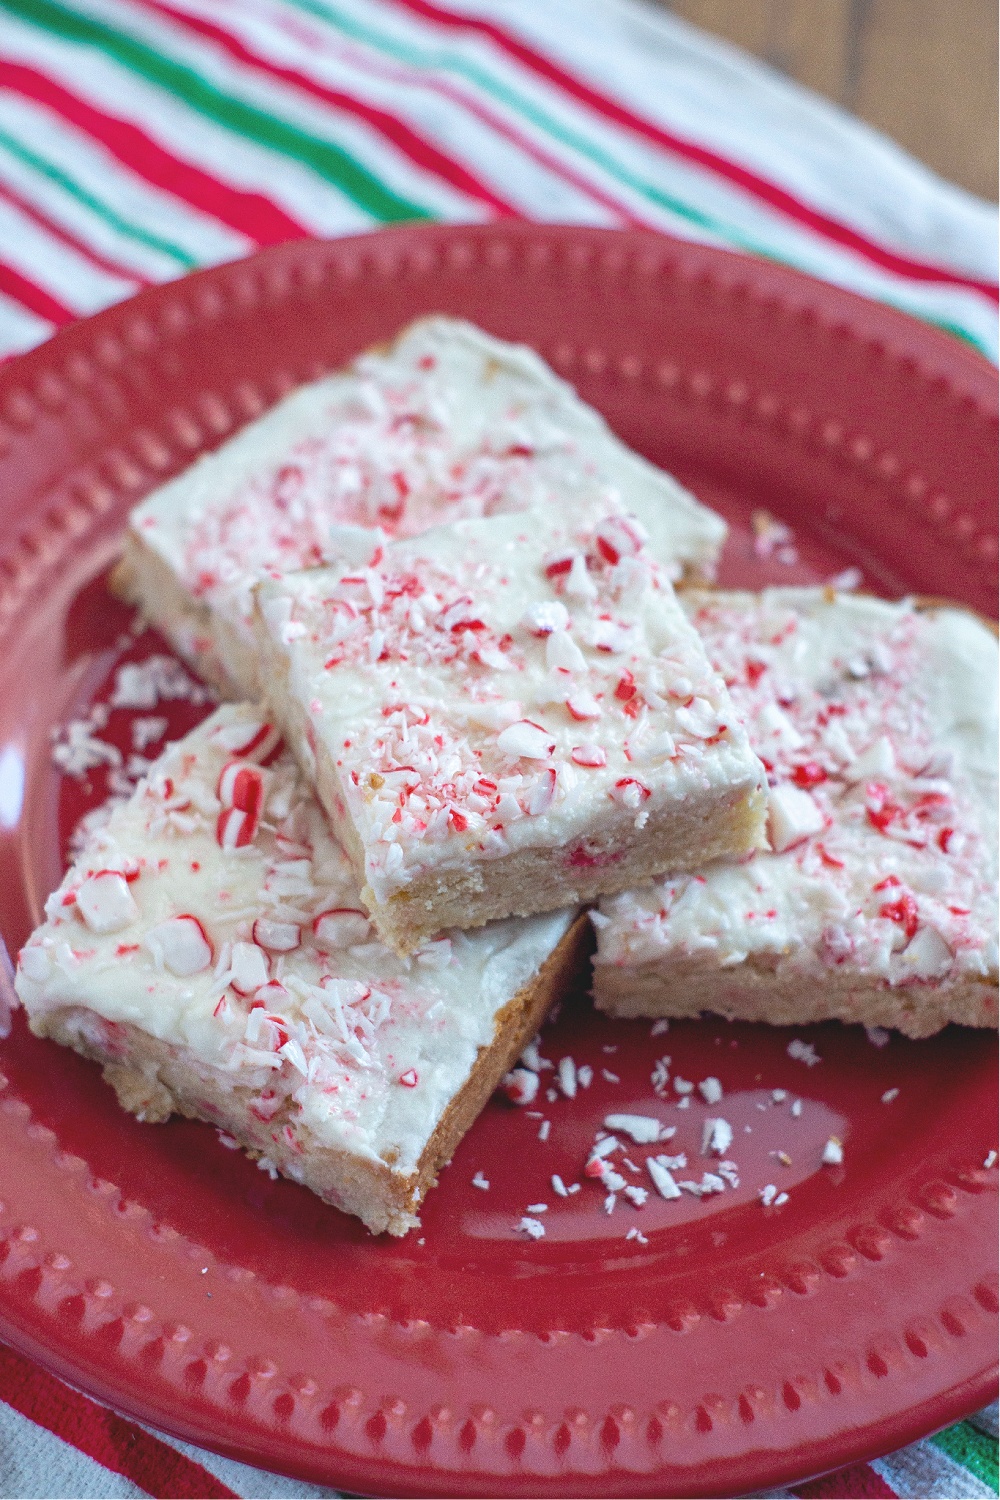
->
130;318;725;690
254;509;763;903
16;705;573;1174
594;591;999;988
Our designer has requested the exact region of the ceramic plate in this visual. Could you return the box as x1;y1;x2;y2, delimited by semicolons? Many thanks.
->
0;224;996;1498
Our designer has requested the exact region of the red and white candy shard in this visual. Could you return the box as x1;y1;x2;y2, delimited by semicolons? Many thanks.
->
147;915;213;976
229;941;269;995
253;918;301;952
767;784;824;853
313;909;371;948
210;718;282;762
502;1067;540;1105
216;762;265;849
496;720;555;760
76;871;140;934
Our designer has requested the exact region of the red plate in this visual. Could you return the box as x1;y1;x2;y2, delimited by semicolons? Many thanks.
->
0;224;996;1498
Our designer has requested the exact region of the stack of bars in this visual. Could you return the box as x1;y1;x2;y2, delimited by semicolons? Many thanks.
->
14;319;999;1236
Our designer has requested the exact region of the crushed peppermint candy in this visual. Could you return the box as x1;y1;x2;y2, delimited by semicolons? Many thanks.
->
602;1113;666;1145
821;1136;844;1166
471;1171;490;1190
651;1056;671;1097
646;1156;682;1200
701;1118;734;1157
518;1216;545;1240
787;1039;821;1067
131;716;169;752
678;1172;726;1197
759;1184;789;1207
520;1039;552;1072
985;1151;997;1170
503;1067;540;1106
52;703;122;780
698;1076;723;1104
557;1056;577;1099
881;1088;899;1104
111;655;213;710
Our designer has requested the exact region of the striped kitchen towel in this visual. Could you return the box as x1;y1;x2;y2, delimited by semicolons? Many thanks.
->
0;1;996;1496
0;0;995;361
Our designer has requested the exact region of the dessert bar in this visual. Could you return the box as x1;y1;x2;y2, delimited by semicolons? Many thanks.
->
253;509;766;954
16;705;582;1235
113;317;726;697
592;590;999;1038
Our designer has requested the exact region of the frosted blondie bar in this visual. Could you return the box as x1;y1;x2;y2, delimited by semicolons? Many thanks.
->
253;509;766;954
113;317;725;697
15;704;582;1234
592;590;999;1038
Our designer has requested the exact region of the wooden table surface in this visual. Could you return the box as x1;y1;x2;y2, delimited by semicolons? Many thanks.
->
656;0;998;203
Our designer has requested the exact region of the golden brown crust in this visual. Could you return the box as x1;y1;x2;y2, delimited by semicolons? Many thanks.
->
592;951;998;1039
410;911;591;1204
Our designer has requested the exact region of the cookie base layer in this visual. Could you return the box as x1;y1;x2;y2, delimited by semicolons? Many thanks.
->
592;956;998;1039
371;785;765;954
31;914;589;1236
110;540;244;699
